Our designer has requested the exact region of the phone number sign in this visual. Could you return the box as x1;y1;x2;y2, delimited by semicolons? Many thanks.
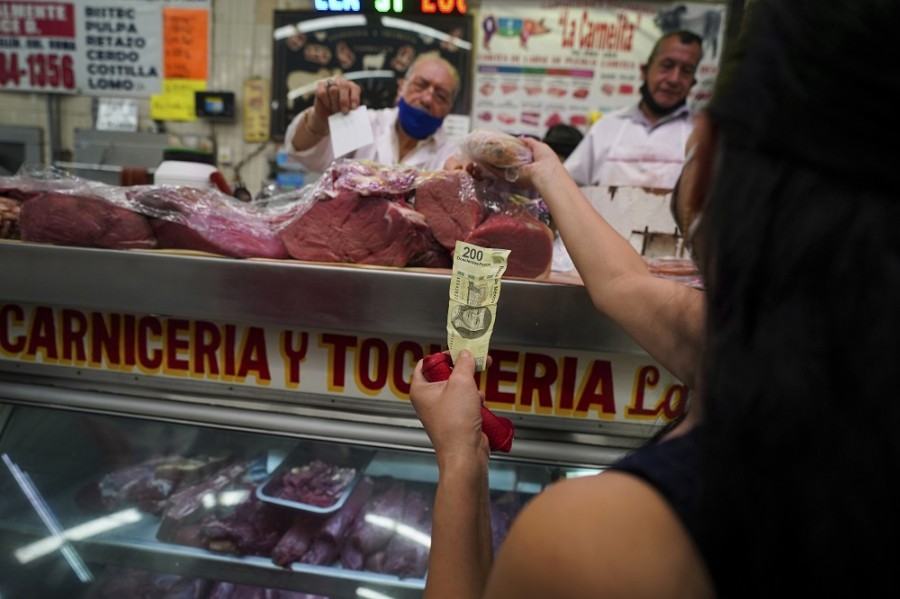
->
0;1;77;92
1;0;204;96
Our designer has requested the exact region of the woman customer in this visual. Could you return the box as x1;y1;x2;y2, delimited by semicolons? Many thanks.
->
409;0;900;597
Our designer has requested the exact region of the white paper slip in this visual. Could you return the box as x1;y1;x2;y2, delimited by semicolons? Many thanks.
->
329;105;374;158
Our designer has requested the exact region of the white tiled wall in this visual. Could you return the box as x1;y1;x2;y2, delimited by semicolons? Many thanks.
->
0;0;314;196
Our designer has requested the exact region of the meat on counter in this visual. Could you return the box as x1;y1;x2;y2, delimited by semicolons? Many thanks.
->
19;192;158;250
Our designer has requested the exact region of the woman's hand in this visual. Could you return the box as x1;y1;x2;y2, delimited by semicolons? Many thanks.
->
410;350;490;467
466;136;568;194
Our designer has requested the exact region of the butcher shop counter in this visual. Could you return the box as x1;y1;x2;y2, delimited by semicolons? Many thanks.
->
0;240;688;598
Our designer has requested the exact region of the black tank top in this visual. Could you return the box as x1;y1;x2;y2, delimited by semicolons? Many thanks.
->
608;428;703;553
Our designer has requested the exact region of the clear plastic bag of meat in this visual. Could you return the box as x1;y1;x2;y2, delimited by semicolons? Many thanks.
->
2;167;161;250
455;128;533;182
122;184;291;259
3;166;294;259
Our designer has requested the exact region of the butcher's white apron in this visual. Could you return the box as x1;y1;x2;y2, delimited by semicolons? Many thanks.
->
598;119;688;189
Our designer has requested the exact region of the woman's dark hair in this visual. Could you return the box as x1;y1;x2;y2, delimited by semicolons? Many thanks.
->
696;0;900;596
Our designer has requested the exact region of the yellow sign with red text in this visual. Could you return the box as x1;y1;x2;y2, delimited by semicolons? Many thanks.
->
0;303;688;425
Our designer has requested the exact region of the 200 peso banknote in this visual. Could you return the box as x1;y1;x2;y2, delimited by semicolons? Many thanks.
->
446;240;510;371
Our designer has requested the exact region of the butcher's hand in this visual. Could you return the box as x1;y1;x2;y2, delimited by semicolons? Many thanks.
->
466;136;568;194
410;350;490;468
309;76;361;133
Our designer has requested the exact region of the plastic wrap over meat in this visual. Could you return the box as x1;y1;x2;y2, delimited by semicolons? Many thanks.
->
315;159;421;200
127;186;290;259
3;168;293;259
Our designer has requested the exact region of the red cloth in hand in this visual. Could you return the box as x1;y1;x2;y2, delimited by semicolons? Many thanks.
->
421;353;515;453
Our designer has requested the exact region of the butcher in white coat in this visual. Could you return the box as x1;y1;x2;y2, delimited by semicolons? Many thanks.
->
283;54;461;173
564;31;704;190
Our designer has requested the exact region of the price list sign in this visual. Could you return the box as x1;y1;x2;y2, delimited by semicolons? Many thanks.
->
0;1;78;93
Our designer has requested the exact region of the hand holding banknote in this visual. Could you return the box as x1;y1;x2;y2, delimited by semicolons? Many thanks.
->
421;351;515;452
416;240;515;452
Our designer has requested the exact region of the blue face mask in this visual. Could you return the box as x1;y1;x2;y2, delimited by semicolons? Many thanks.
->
397;97;445;140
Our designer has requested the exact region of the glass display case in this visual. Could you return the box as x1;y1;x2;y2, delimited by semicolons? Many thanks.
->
0;404;601;598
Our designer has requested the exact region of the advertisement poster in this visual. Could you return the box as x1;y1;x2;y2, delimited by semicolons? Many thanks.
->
271;11;473;141
0;0;210;96
473;0;725;138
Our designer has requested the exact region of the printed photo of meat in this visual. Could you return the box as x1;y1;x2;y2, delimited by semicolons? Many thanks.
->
497;113;516;125
569;114;588;127
304;44;332;66
286;33;307;52
573;87;589;99
546;87;567;97
520;112;540;126
545;113;563;127
479;82;495;96
391;45;416;71
336;42;356;69
477;111;493;122
601;83;615;96
619;83;635;95
500;83;518;94
524;85;542;96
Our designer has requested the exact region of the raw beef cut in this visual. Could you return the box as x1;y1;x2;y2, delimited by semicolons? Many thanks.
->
197;485;291;556
279;189;433;268
341;479;406;570
371;487;432;578
300;476;376;566
272;512;324;568
19;192;157;249
276;458;358;508
413;171;487;251
463;211;554;279
403;205;452;268
131;186;288;259
157;460;251;541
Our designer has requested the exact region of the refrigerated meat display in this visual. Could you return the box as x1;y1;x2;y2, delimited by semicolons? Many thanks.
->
0;241;689;597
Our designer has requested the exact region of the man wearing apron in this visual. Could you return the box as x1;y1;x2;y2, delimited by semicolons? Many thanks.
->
564;31;703;189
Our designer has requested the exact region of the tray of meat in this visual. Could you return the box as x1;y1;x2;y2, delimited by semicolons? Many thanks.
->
256;442;376;514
